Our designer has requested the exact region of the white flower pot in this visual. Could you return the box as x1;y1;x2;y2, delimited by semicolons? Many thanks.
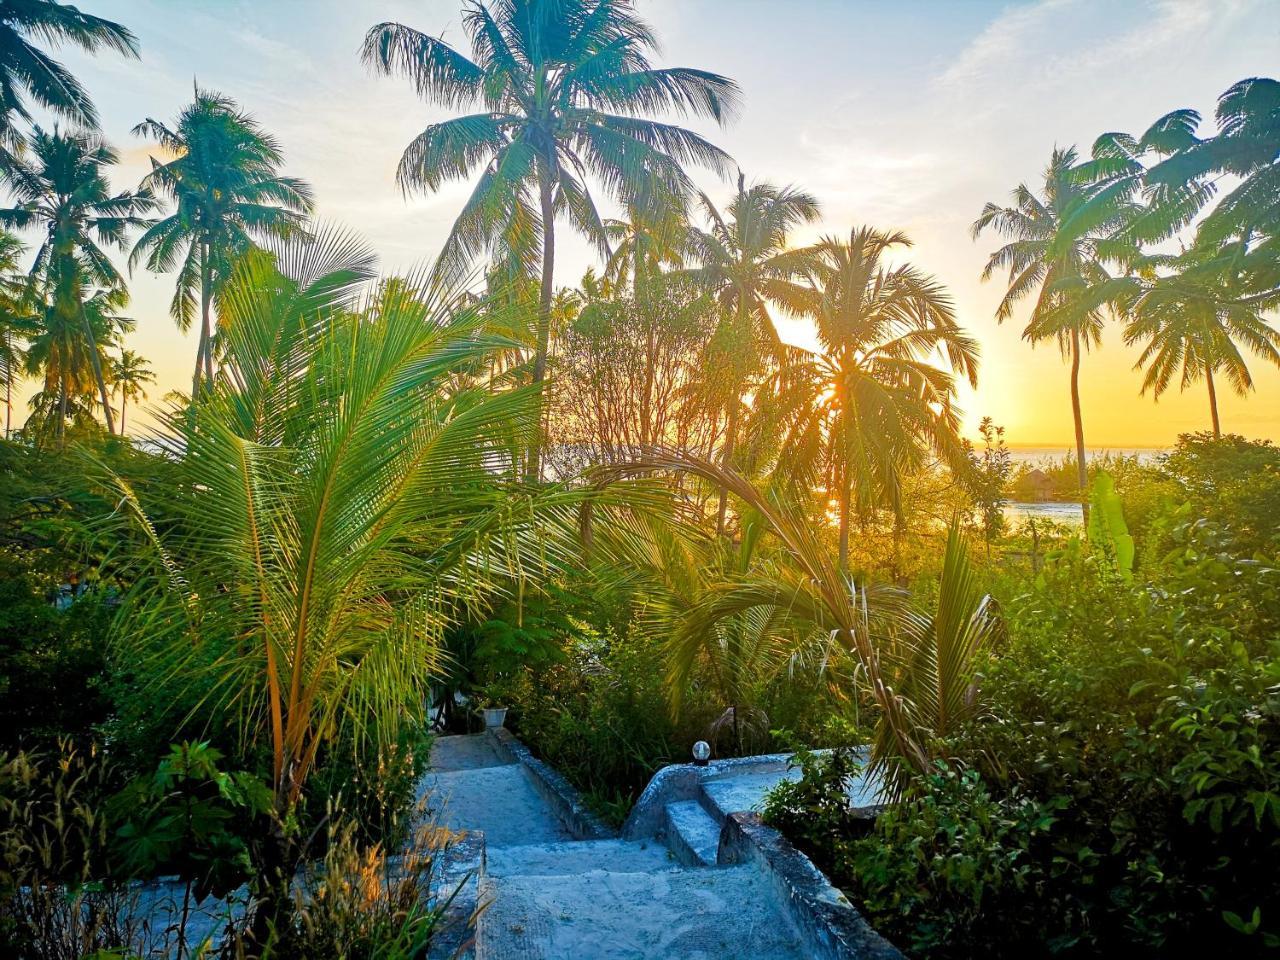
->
483;706;508;729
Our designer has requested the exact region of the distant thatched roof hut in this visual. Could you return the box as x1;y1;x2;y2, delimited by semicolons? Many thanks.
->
1022;468;1054;501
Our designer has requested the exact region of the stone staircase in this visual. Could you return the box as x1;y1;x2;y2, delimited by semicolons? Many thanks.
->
422;734;826;960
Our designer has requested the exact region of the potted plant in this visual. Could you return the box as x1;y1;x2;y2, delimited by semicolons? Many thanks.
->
476;679;515;729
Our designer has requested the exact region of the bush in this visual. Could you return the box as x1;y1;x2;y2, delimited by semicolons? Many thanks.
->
0;572;113;753
507;623;718;824
766;506;1280;957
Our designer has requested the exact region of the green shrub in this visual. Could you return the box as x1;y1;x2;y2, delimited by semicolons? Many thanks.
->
507;623;719;823
766;504;1280;957
0;572;113;753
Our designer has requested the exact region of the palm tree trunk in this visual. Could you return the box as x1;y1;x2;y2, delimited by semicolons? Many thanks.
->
191;243;212;400
201;243;214;389
1070;329;1088;527
716;401;738;536
81;305;116;435
1206;366;1221;438
838;460;852;573
4;336;10;440
120;393;127;436
57;382;67;444
528;171;557;483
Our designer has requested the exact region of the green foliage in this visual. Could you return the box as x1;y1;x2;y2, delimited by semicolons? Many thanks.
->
111;741;271;903
507;624;718;824
0;571;112;752
1087;470;1134;578
965;418;1012;545
1159;433;1280;554
761;747;872;875
769;505;1280;957
840;765;1065;957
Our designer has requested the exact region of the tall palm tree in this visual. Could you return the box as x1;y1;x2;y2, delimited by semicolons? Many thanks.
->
0;228;32;437
683;175;821;532
110;346;152;435
363;0;740;480
785;227;979;571
0;0;137;164
973;144;1140;516
603;197;689;299
131;87;313;398
0;127;155;435
1140;78;1280;264
1124;246;1280;437
24;284;129;441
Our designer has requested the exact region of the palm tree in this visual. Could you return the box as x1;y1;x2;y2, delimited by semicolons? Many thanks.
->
104;225;620;840
1125;247;1280;438
598;451;928;788
131;87;313;397
110;346;153;435
0;228;32;437
0;127;155;435
973;144;1140;517
785;227;979;571
873;522;1003;784
24;284;130;441
363;0;740;480
0;0;137;164
1140;78;1280;263
603;197;689;299
683;175;821;532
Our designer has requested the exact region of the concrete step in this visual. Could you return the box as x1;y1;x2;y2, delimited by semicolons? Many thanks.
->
488;838;677;878
476;865;808;960
663;800;722;866
430;733;509;771
417;765;573;847
701;769;803;820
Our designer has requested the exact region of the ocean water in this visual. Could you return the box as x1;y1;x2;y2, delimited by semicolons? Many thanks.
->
1003;500;1084;528
997;447;1164;529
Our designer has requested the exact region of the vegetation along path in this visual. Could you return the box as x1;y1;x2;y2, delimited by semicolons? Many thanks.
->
422;735;812;960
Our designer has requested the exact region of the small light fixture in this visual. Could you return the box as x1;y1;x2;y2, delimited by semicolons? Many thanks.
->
692;740;711;767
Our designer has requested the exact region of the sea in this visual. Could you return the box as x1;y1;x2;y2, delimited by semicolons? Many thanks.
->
1000;446;1166;529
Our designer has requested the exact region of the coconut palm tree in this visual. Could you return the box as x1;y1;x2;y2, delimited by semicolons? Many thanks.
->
131;87;313;398
0;228;32;437
0;127;155;435
362;0;740;480
603;198;689;300
104;225;633;845
597;450;928;788
24;284;130;441
784;227;979;571
973;144;1141;517
1124;246;1280;438
0;0;137;165
1140;78;1280;261
683;175;821;532
110;346;153;435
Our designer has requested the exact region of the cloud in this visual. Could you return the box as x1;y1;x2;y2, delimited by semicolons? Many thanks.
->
936;0;1077;91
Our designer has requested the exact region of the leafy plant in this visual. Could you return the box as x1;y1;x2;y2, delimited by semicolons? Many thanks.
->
1087;470;1135;578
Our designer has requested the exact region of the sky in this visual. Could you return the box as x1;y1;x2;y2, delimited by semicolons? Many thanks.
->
13;0;1280;448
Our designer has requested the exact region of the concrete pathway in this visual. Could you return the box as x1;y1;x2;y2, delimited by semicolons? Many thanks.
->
419;735;814;960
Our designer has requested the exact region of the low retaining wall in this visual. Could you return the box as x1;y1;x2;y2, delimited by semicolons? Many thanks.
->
486;727;615;840
426;830;487;960
719;812;903;960
621;752;796;839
